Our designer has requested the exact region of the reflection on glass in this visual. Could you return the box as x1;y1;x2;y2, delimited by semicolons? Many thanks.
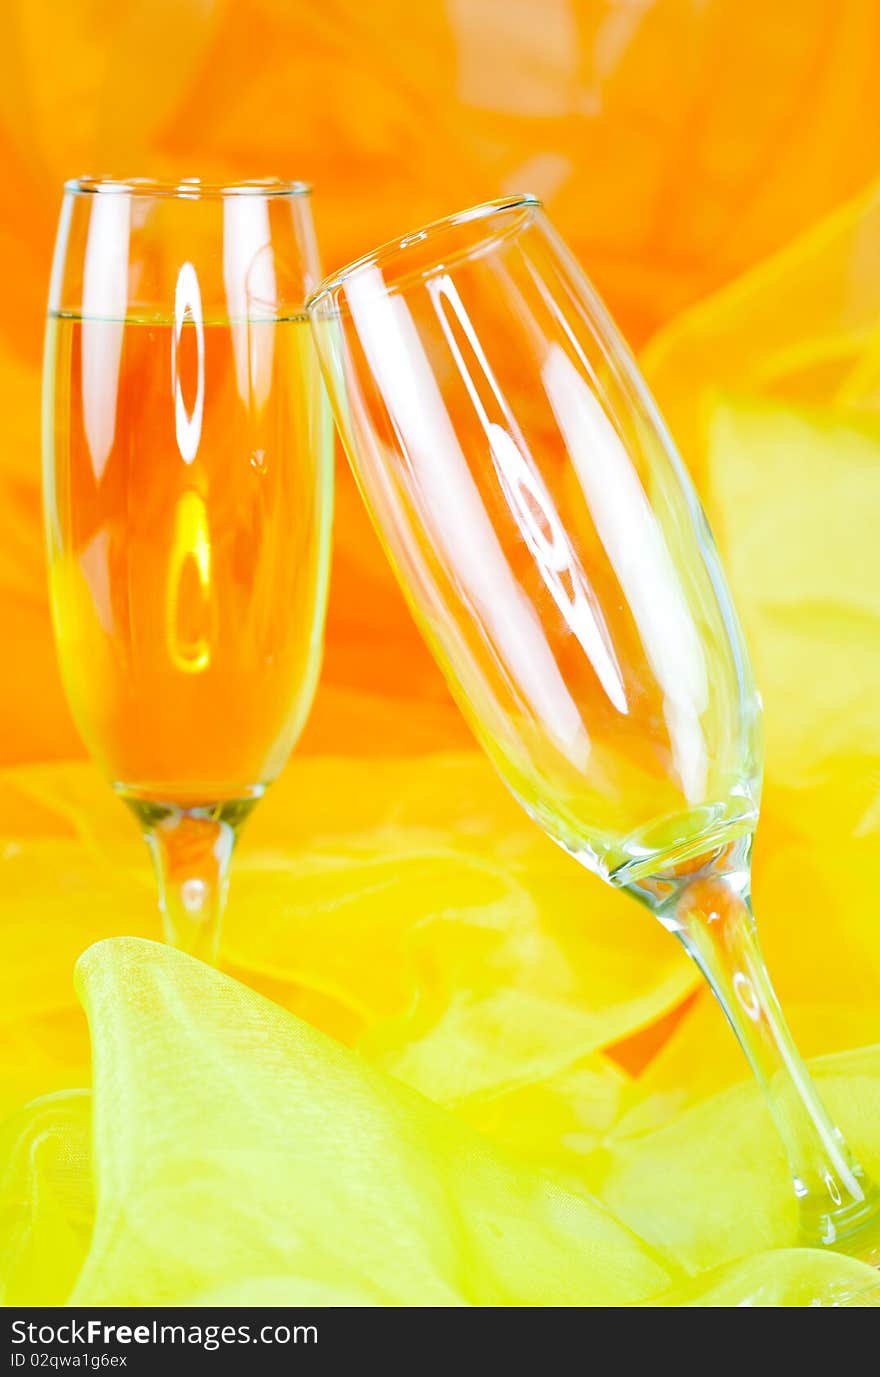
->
166;490;212;675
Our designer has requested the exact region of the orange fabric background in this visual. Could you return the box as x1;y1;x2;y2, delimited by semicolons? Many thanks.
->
2;0;880;764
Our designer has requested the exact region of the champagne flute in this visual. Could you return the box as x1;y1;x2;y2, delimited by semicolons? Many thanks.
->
43;178;333;963
307;196;879;1253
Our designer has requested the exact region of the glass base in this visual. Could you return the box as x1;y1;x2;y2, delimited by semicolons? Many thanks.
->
801;1181;880;1264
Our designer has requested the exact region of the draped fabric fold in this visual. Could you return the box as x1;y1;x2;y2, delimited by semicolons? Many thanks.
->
2;939;879;1307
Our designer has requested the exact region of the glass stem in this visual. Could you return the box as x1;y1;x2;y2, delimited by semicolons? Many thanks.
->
646;853;879;1250
129;797;257;966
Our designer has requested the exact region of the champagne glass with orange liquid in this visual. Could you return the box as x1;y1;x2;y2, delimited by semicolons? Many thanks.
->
307;196;880;1255
43;178;332;963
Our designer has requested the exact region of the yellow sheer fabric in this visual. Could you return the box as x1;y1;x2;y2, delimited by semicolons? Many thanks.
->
0;0;879;1305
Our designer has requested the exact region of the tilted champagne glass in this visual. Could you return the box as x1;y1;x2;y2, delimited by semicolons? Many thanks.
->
307;196;879;1252
43;178;333;963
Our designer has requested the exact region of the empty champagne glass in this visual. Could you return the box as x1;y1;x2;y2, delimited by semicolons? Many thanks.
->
43;178;333;963
307;196;879;1253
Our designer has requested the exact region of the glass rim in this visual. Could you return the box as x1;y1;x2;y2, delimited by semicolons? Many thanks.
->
63;176;312;200
306;194;542;311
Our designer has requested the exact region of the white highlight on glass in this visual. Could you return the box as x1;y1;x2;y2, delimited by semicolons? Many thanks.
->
181;878;208;914
172;261;205;465
489;424;628;715
428;273;627;716
346;266;589;769
733;970;760;1021
81;194;130;481
542;343;709;802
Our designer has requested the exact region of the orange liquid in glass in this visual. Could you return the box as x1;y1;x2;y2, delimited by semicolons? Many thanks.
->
43;311;331;805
